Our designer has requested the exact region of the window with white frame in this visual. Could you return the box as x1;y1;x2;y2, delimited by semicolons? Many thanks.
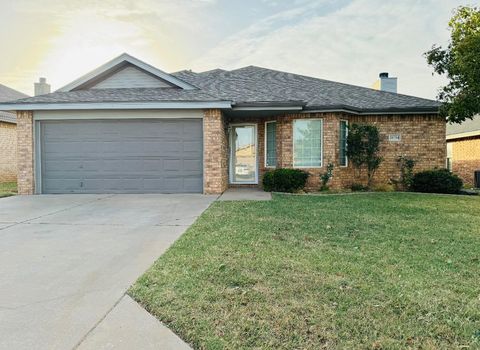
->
339;120;348;166
265;121;277;167
293;119;322;167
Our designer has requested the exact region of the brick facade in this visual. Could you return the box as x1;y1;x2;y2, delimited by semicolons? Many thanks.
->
226;112;445;191
16;111;34;195
448;136;480;187
14;109;445;195
203;109;228;194
0;121;17;183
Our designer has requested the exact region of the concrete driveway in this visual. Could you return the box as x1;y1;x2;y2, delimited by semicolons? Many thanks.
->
0;194;216;350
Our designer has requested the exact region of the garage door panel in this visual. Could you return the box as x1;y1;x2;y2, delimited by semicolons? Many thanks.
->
44;179;82;192
44;160;82;171
183;159;202;171
41;119;203;193
183;177;203;192
183;141;202;152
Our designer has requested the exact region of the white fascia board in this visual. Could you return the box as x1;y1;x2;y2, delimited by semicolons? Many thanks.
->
0;101;232;111
446;130;480;140
57;53;196;92
303;109;440;115
34;109;204;120
232;106;303;111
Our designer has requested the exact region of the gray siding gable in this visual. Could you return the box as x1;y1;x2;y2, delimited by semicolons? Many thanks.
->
90;65;173;89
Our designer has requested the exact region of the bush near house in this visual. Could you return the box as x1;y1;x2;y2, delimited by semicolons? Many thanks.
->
346;124;383;189
411;169;463;194
263;168;309;193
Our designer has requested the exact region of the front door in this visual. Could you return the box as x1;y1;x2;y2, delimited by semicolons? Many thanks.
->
230;125;257;184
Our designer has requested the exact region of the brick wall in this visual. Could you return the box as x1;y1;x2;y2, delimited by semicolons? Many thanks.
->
226;112;445;191
203;109;228;194
16;111;34;195
0;121;17;183
13;109;445;195
449;137;480;187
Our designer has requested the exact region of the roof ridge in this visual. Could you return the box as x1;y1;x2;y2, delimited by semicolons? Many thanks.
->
198;68;228;75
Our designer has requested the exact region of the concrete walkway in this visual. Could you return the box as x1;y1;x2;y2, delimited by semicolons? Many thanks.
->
0;194;215;350
218;188;272;201
77;295;190;350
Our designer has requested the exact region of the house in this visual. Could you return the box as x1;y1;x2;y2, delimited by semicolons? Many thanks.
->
0;53;445;195
446;117;480;187
0;84;29;183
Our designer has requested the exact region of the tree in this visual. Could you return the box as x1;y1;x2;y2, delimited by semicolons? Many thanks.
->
425;6;480;124
346;124;383;188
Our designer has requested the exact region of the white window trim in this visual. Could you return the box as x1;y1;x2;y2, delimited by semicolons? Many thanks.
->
292;118;323;169
339;119;348;167
229;123;259;185
264;121;277;168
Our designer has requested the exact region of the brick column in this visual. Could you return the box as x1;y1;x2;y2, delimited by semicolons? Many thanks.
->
16;111;35;195
203;109;228;194
278;114;293;168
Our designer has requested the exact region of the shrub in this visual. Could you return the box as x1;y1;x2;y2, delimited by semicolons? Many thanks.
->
397;156;416;190
346;124;383;189
320;163;334;191
373;183;395;192
263;169;309;193
351;183;368;192
411;169;463;194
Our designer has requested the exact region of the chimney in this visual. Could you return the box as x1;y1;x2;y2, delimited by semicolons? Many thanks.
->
372;72;397;93
34;77;51;96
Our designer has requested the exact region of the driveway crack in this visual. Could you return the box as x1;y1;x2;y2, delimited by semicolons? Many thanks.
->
0;195;116;232
71;293;127;350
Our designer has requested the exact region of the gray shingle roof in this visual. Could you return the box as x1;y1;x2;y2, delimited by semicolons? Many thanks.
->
0;84;29;123
172;66;440;112
0;84;28;102
9;87;222;104
447;116;480;137
2;66;440;113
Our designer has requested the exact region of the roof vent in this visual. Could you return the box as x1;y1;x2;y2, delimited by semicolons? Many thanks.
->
34;77;51;96
372;72;397;93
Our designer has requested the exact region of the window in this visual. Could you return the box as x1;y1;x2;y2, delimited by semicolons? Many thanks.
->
446;142;453;171
293;119;322;167
265;121;277;167
339;120;348;166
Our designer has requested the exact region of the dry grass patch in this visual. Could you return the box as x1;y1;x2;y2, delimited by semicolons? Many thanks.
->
0;182;17;198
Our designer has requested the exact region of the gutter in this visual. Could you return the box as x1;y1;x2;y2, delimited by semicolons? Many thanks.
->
0;100;233;111
303;104;440;115
231;101;305;111
0;100;440;115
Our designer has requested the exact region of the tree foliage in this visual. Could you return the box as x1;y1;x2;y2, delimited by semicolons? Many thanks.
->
425;6;480;123
346;124;383;188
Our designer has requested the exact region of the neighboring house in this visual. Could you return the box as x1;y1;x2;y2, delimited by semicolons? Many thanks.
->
0;53;445;195
446;117;480;187
0;84;28;183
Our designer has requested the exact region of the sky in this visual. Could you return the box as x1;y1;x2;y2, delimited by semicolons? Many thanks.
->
0;0;471;99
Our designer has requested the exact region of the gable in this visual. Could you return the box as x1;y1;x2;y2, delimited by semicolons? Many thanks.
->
58;53;196;92
89;65;173;89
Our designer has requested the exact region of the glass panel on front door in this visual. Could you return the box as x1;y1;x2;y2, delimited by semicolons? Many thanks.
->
231;125;257;183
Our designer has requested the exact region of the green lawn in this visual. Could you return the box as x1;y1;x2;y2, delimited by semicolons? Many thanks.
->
0;182;17;198
130;193;480;349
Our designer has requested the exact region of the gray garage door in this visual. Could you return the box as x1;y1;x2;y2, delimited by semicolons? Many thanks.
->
40;119;203;194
